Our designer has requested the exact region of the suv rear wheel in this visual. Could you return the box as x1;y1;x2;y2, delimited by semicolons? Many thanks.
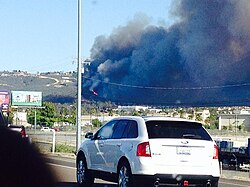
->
117;161;133;187
77;155;94;187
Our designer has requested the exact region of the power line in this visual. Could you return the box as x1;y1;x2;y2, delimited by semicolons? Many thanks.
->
82;90;250;106
82;76;250;90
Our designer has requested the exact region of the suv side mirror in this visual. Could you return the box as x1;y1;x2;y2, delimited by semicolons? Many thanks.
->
85;132;94;139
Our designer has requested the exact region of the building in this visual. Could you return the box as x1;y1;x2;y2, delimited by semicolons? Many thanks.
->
117;105;149;112
218;114;250;131
13;110;31;127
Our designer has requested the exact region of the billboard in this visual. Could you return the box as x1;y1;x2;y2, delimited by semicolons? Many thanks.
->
11;91;42;107
0;91;10;111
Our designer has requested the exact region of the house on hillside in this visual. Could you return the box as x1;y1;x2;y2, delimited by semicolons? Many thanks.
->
117;105;149;112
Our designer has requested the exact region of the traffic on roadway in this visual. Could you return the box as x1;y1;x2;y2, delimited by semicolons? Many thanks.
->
1;108;250;187
46;156;250;187
1;0;250;186
76;116;220;187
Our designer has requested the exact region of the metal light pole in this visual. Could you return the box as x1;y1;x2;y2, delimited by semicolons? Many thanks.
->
76;0;82;151
34;108;37;133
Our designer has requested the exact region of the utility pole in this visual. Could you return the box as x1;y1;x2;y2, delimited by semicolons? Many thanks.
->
76;0;82;151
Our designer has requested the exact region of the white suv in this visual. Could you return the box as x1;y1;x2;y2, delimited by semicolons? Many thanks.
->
76;116;220;187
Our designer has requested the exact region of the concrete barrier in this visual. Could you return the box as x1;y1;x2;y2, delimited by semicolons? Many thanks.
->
33;141;52;153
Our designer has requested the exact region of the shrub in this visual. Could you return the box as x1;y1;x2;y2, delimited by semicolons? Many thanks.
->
55;144;75;153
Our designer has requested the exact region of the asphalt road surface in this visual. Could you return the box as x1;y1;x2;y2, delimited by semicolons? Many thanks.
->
46;156;250;187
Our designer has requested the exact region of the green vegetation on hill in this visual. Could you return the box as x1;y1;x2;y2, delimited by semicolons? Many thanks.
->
0;71;77;103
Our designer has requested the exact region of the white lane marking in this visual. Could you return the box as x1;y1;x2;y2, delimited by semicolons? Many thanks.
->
220;181;250;187
48;163;76;170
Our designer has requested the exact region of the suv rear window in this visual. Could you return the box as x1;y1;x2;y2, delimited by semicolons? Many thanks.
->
146;121;212;141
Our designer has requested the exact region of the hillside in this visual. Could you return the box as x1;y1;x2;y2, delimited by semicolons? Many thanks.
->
0;71;77;103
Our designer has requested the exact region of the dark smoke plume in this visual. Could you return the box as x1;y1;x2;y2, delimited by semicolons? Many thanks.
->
83;0;250;106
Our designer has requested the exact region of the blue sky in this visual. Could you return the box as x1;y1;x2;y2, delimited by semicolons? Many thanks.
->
0;0;174;73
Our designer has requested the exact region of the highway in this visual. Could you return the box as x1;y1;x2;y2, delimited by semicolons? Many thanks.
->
47;156;116;187
46;156;250;187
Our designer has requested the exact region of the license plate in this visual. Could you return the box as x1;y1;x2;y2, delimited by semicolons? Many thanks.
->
176;146;191;155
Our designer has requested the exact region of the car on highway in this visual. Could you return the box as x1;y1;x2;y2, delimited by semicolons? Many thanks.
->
8;125;27;138
76;116;220;187
41;126;54;132
0;111;28;139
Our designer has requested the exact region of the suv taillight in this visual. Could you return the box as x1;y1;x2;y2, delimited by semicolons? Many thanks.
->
137;142;151;157
213;145;219;159
20;129;26;137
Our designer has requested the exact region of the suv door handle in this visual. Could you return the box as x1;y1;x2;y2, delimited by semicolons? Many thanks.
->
98;140;105;147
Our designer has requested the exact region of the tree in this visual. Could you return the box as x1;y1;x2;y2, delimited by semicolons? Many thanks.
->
222;126;228;130
131;110;140;116
207;108;218;129
27;102;58;127
180;109;185;118
41;102;56;118
108;109;114;116
172;111;179;117
204;118;210;126
6;112;14;124
195;113;202;122
92;118;102;128
238;123;245;131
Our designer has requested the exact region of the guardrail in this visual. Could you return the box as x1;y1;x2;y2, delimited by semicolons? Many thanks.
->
27;131;85;153
28;131;79;146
